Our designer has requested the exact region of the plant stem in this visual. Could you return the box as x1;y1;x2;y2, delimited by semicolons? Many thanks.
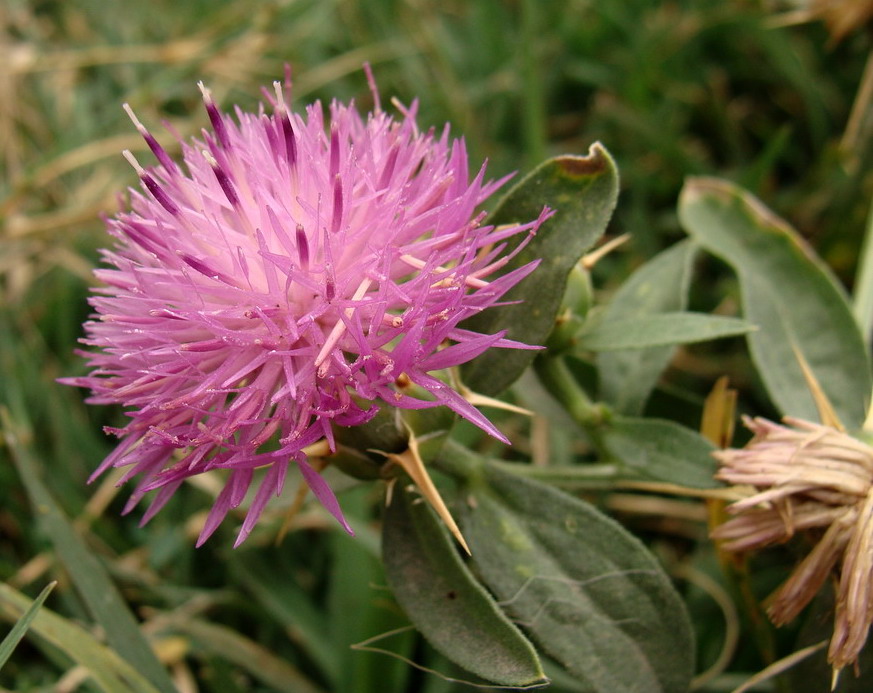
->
532;355;608;431
490;459;619;489
436;438;620;490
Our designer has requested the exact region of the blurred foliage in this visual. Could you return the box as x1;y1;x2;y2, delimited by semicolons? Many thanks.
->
2;0;872;691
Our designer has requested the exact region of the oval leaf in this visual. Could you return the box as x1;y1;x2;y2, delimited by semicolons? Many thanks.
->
578;312;754;351
602;416;719;488
679;178;871;430
597;240;697;415
381;483;547;687
462;145;619;395
458;462;695;693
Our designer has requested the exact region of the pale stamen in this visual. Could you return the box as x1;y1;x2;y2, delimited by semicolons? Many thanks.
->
315;278;373;375
399;254;488;289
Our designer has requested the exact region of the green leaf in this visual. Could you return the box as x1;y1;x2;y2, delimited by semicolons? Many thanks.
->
462;145;619;395
0;409;177;693
381;483;547;687
578;312;754;351
457;459;695;693
597;240;698;415
679;178;871;429
0;581;55;671
0;582;161;693
601;416;719;488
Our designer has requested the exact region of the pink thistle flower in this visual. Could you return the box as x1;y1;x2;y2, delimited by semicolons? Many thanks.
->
712;415;873;676
62;71;549;547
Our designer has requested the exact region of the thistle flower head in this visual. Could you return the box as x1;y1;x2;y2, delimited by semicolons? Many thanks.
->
63;72;549;546
713;415;873;675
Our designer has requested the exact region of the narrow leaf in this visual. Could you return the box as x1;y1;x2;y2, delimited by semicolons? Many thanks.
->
0;582;161;693
463;144;619;395
602;416;719;489
329;516;414;693
458;460;695;693
233;556;338;681
597;240;698;415
164;618;326;693
0;581;55;670
578;312;754;351
382;483;547;687
1;409;176;693
679;177;871;430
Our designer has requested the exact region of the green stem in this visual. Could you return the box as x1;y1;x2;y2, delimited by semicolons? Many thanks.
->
433;437;485;481
436;438;620;490
532;355;608;430
490;459;619;489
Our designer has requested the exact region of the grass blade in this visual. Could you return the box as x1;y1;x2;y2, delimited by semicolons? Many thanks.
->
0;582;160;693
0;580;55;670
1;408;177;693
163;617;327;693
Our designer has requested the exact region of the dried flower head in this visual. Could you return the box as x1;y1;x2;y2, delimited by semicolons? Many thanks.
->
712;415;873;675
62;71;549;546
